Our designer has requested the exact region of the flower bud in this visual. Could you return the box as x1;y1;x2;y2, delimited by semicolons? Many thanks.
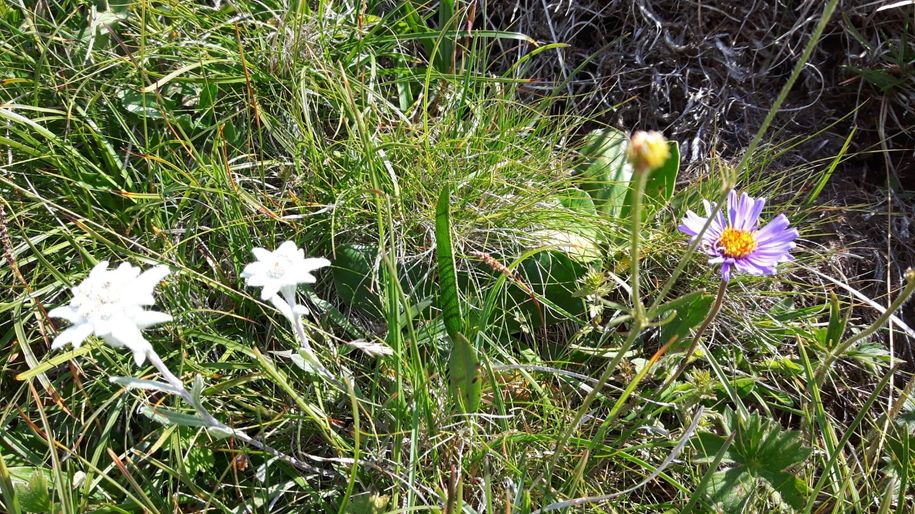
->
627;131;670;172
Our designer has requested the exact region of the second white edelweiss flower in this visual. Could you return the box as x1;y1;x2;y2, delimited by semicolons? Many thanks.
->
49;261;172;365
241;240;330;319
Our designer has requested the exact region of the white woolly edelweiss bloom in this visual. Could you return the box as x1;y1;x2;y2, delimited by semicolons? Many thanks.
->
241;241;330;319
49;261;172;366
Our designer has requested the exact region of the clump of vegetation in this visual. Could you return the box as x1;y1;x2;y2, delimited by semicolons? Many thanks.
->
1;2;914;513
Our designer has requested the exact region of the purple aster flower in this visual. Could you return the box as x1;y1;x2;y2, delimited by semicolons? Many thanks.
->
678;190;798;282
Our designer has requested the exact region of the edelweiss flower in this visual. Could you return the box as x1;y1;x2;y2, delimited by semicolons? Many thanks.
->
49;261;172;365
678;190;798;282
241;241;330;318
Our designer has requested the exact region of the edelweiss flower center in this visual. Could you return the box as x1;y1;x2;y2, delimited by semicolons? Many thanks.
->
268;257;293;279
717;227;757;258
73;279;125;319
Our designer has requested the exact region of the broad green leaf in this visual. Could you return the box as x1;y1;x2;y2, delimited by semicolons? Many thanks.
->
575;128;630;217
118;90;165;119
332;244;381;316
620;140;680;219
7;468;50;514
436;185;479;413
17;472;49;513
436;186;463;344
559;187;596;214
0;452;21;514
346;492;390;514
448;333;481;414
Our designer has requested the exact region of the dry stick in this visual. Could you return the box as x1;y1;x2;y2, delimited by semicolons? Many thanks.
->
657;280;728;393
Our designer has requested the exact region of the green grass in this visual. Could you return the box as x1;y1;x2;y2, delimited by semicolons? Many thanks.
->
1;1;914;513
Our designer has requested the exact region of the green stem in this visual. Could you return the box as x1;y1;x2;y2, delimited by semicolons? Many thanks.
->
630;167;650;320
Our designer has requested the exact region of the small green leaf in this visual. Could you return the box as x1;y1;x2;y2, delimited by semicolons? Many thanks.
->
659;293;713;350
119;90;165;119
559;187;596;214
332;244;381;316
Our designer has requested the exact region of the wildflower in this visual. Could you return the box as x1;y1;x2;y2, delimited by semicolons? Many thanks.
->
627;131;670;172
49;261;172;365
678;190;798;282
241;241;329;319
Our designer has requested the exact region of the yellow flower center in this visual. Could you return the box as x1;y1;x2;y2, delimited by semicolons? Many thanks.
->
717;227;757;258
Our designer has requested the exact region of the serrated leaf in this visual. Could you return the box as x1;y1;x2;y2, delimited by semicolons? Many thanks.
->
705;468;755;513
758;469;810;510
733;414;811;474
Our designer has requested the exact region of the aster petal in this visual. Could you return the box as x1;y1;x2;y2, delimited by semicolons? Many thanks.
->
48;305;83;323
51;322;94;350
754;214;796;245
251;247;273;262
720;261;732;282
726;190;739;226
743;197;766;230
679;210;706;237
133;310;173;329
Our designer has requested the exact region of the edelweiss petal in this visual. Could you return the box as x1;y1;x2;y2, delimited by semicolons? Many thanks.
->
678;190;798;282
